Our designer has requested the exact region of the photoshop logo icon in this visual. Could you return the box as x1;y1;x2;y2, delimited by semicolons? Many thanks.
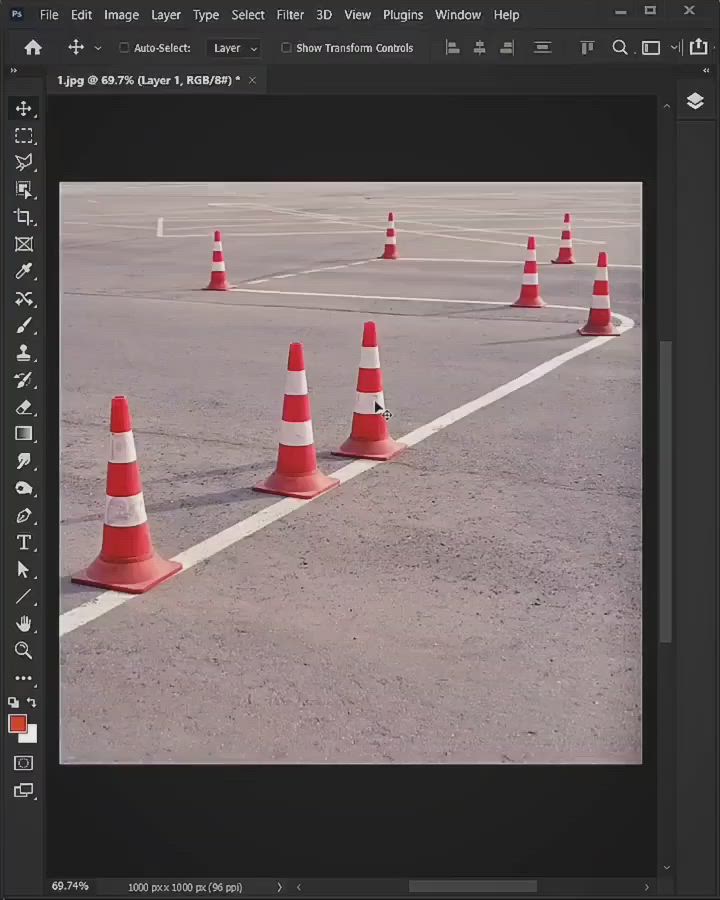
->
10;8;25;20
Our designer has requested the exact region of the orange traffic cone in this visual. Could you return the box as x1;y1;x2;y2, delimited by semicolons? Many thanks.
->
578;251;620;336
333;321;406;461
71;396;182;594
204;230;233;290
381;212;399;259
512;236;545;308
551;213;576;264
254;343;339;499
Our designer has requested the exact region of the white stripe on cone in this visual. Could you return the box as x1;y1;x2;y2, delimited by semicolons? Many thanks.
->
212;241;222;251
354;391;385;415
560;239;572;247
211;261;226;271
526;249;537;261
521;273;539;285
595;268;609;281
284;371;308;395
279;420;313;447
104;492;147;527
591;293;611;310
359;347;380;369
385;235;396;245
109;432;137;464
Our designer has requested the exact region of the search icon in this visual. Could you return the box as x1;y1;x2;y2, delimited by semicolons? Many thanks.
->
613;39;628;55
14;641;32;660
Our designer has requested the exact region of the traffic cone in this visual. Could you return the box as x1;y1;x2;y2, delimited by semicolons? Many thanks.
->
71;396;182;594
333;321;406;461
578;251;620;336
204;230;232;290
254;343;339;500
551;213;575;264
381;212;399;260
512;236;545;308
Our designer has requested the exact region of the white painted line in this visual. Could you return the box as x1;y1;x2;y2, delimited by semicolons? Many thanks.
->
363;257;643;269
246;278;270;284
273;273;300;279
159;230;377;238
156;217;164;238
229;288;640;311
60;307;634;637
63;221;156;231
395;219;607;245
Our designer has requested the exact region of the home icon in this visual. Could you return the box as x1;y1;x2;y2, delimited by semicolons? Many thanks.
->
24;39;42;55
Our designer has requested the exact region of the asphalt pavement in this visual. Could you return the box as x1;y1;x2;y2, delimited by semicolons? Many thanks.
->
59;182;642;763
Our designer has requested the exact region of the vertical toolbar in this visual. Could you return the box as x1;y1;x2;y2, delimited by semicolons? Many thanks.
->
4;76;44;895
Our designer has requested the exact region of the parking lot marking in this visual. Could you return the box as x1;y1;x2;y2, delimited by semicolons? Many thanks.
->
229;288;639;318
60;308;633;638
